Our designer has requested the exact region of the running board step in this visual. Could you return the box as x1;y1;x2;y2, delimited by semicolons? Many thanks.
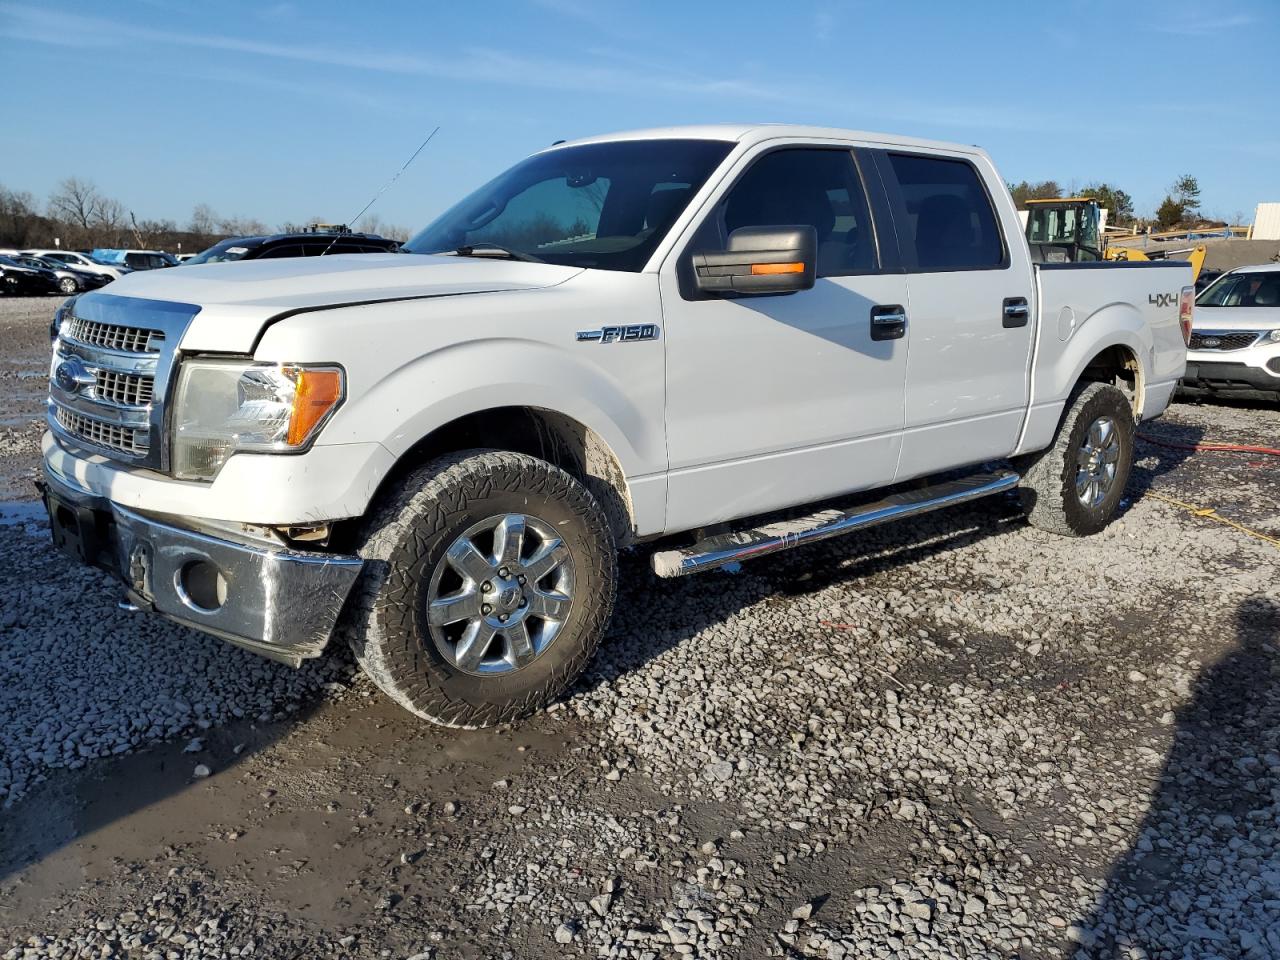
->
650;470;1020;578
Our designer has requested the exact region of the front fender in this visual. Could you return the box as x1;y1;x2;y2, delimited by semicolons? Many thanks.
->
343;336;662;475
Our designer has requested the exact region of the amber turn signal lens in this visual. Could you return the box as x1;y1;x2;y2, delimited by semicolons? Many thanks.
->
286;367;344;446
750;261;805;275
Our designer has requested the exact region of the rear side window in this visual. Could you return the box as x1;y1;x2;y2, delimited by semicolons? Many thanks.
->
886;153;1005;272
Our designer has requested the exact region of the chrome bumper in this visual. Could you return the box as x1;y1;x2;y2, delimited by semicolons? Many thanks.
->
39;466;363;666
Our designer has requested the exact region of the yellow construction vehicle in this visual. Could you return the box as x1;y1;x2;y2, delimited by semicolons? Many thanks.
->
1023;197;1206;281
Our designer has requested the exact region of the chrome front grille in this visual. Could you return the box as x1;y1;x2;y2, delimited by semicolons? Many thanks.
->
54;407;147;455
94;369;154;406
1189;330;1262;352
62;316;164;354
48;294;197;471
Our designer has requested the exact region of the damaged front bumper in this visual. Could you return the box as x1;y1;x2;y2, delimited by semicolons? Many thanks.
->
38;466;364;666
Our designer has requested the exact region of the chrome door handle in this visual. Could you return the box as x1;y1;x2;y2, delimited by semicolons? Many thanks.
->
1003;297;1030;328
870;304;907;341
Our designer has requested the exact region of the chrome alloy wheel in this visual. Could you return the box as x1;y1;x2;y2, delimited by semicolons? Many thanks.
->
425;513;575;676
1075;415;1121;508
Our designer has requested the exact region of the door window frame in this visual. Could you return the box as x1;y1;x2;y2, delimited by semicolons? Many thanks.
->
667;141;902;301
870;148;1011;274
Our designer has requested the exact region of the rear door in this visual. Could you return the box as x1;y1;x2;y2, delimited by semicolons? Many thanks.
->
659;143;911;531
872;149;1036;479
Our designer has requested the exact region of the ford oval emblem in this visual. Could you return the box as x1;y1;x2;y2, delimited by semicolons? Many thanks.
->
54;357;95;394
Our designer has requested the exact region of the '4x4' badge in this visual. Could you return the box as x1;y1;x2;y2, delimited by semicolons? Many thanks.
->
1149;292;1177;307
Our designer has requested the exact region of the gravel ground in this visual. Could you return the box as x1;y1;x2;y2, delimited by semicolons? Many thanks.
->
1;296;1278;958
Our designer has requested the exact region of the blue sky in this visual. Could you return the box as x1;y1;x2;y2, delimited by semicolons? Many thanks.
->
2;0;1276;232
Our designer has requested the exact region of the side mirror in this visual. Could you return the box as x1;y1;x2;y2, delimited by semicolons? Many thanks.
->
692;225;817;296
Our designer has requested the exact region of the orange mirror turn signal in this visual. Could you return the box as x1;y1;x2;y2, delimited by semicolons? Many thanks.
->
750;262;805;276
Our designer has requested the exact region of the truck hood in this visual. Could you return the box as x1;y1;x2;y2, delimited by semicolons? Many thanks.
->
85;253;583;352
1193;306;1280;332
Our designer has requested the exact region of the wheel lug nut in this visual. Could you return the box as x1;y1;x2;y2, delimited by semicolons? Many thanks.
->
517;575;526;585
480;581;492;593
519;598;527;608
499;614;508;622
498;567;510;578
481;603;492;615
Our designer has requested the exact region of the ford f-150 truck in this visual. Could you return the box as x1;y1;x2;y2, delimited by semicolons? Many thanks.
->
39;125;1193;728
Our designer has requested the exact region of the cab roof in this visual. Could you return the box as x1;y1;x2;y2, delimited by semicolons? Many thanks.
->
547;123;987;158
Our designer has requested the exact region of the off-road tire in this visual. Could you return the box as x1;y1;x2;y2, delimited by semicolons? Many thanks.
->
342;450;617;728
1017;382;1135;537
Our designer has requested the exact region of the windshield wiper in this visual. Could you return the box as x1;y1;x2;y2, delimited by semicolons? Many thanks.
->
452;243;543;263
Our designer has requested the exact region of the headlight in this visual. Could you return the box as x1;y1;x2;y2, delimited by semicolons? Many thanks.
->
1268;329;1280;343
51;295;78;342
172;360;344;480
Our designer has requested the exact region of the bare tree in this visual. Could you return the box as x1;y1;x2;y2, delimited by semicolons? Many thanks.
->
0;185;43;247
48;177;104;232
47;178;128;247
189;203;217;235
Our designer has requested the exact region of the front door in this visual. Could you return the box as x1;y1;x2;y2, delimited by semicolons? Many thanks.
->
659;145;911;533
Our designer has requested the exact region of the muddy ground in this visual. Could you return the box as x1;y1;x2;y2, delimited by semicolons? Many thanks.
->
1;295;1278;959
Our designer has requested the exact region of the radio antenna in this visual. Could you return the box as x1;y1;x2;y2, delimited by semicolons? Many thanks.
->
321;125;440;255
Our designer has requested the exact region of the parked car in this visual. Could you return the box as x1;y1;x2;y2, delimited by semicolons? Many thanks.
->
10;254;110;295
174;253;198;263
21;249;130;281
0;255;61;295
91;249;178;271
1181;264;1280;400
39;124;1190;729
182;230;400;265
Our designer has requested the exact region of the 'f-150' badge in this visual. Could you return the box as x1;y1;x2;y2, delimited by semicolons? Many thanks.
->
577;324;659;343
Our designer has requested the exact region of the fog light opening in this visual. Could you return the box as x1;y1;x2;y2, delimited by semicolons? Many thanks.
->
175;560;228;613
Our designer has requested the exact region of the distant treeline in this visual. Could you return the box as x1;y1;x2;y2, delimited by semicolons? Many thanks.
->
0;178;412;253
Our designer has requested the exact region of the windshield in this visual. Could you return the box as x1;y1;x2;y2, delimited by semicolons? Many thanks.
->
1196;271;1280;307
403;139;733;272
184;240;256;265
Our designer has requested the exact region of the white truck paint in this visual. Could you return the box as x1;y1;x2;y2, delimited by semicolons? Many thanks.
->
40;124;1192;724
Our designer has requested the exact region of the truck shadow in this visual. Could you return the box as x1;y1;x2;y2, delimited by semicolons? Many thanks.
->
1122;419;1205;508
583;418;1200;697
1064;596;1280;957
578;497;1013;693
0;693;323;887
0;517;340;887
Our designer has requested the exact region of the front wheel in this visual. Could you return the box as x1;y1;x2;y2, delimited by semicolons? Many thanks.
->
342;450;617;728
1017;382;1135;537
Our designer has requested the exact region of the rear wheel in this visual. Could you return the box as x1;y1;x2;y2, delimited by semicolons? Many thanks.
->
1018;382;1135;537
58;276;78;295
342;450;617;728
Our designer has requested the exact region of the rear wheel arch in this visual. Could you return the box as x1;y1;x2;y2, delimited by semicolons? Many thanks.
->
1077;342;1144;417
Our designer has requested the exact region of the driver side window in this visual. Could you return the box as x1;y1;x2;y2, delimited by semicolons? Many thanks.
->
710;148;878;277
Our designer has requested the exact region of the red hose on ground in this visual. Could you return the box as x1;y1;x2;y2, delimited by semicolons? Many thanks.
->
1136;433;1280;457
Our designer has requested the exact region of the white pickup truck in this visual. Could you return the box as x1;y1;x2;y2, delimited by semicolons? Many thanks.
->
40;125;1193;727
